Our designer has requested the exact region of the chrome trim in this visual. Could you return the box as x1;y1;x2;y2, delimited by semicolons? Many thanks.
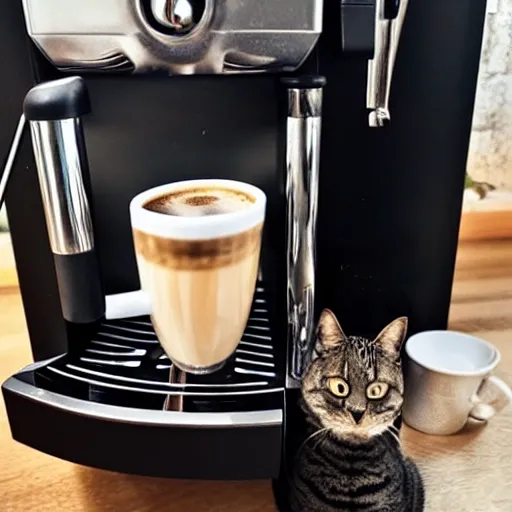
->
90;340;137;350
235;358;275;368
79;358;141;368
121;320;153;326
285;87;323;381
151;0;195;32
4;377;283;427
104;324;156;335
67;364;269;388
85;348;147;357
16;354;64;374
46;366;282;397
0;114;26;211
236;349;274;359
235;368;276;378
59;53;134;73
30;119;94;255
367;0;409;127
286;376;302;389
96;332;158;343
239;341;273;350
243;333;272;341
21;0;323;75
246;325;271;332
287;89;323;118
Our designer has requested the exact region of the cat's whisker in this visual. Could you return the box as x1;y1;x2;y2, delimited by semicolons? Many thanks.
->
384;427;401;446
312;429;331;452
295;427;331;460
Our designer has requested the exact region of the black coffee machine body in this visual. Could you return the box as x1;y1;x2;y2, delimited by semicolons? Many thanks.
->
1;0;486;479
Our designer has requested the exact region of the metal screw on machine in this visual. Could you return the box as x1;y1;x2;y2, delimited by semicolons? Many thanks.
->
23;77;105;324
282;76;326;383
367;0;409;127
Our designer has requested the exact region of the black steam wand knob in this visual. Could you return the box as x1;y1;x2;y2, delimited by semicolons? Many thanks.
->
23;77;105;324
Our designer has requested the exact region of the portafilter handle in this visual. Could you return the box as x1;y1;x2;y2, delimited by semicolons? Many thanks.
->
23;77;105;324
282;76;326;382
366;0;409;127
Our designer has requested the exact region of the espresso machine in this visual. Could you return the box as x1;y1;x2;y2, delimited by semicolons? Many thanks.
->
0;1;486;480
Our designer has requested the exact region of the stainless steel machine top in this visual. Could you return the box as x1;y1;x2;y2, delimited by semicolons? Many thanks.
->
22;0;323;74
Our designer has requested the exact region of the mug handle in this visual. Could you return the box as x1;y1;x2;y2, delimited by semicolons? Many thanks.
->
105;290;152;320
469;375;512;421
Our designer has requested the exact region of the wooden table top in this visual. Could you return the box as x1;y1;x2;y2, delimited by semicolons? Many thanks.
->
1;239;511;511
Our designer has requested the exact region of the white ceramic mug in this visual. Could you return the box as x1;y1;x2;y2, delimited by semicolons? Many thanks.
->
104;179;266;374
403;331;512;435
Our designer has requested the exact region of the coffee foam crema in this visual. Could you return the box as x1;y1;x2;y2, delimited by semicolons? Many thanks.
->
144;187;255;217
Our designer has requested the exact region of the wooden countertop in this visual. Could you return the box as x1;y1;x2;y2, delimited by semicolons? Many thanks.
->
0;233;17;289
1;239;511;511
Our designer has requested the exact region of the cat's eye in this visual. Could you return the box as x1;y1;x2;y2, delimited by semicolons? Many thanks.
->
327;378;350;397
366;382;389;400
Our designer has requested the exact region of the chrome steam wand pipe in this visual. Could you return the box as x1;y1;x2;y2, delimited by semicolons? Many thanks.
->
0;114;26;211
23;77;105;324
282;76;326;382
367;0;409;127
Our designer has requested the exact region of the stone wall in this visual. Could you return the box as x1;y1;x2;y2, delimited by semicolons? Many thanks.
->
467;0;512;190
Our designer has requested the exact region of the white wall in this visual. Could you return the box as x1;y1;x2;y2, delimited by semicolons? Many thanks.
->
467;0;512;190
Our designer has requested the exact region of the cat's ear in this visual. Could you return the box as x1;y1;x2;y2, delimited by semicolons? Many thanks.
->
315;309;348;352
374;317;408;359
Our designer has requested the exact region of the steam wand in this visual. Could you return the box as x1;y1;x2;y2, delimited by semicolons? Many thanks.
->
23;77;105;324
282;76;326;383
367;0;409;127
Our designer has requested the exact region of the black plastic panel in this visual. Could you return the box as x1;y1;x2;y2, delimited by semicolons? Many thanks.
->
23;75;91;121
340;0;376;57
3;383;282;480
317;0;487;338
53;251;105;324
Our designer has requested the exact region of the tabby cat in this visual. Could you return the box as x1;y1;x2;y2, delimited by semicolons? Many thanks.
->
285;310;424;512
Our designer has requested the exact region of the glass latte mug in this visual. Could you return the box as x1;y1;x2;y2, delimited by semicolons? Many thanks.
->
109;179;266;374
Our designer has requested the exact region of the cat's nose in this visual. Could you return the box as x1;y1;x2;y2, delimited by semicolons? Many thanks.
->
350;410;365;424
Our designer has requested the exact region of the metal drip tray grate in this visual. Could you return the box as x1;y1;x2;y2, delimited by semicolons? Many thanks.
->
32;284;285;413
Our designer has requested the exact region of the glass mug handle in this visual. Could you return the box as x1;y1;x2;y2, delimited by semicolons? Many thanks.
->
105;290;152;320
469;375;512;421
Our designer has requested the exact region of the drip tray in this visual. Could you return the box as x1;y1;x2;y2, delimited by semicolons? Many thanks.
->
34;283;284;412
2;284;285;480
